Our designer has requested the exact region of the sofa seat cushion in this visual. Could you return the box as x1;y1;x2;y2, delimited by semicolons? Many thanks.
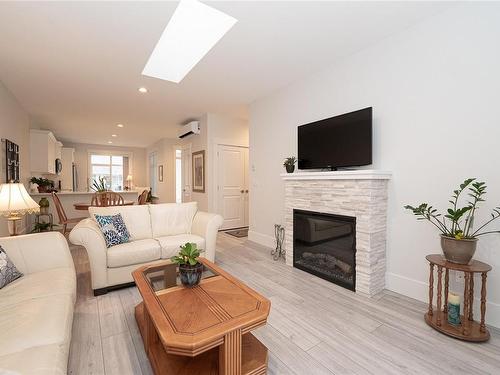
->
150;202;198;237
89;205;153;241
156;234;205;259
0;268;76;310
0;295;74;357
106;239;161;268
0;343;68;375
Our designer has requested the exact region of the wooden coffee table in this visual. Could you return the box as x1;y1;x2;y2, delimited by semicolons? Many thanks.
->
132;258;271;375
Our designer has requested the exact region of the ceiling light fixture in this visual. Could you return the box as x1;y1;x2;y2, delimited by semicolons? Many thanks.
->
117;124;124;128
142;0;237;83
138;87;148;93
111;134;117;137
108;141;113;144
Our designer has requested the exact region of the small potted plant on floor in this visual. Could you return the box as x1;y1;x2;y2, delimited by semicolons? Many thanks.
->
283;156;297;173
170;242;203;287
30;177;53;193
39;197;50;214
405;178;500;264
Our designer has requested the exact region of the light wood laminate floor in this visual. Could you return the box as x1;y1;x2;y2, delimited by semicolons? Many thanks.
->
68;233;500;375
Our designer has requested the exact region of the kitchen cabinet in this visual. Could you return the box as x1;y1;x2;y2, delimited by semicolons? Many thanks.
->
30;129;57;174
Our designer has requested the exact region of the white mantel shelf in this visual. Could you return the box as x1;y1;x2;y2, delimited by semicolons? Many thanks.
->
280;170;392;180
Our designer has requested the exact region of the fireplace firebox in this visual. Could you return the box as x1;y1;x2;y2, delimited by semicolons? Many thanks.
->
293;209;356;291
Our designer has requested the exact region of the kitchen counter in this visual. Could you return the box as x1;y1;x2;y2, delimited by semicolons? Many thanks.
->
30;190;140;196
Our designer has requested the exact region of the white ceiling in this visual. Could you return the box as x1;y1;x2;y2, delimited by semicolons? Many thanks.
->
0;1;451;147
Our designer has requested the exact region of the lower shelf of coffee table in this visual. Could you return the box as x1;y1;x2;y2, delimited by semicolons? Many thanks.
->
425;311;490;342
136;303;268;375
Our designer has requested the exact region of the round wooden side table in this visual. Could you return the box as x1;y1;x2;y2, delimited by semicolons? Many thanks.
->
425;254;491;342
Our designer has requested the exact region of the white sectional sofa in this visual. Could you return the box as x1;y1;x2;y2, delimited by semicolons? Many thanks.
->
69;202;223;295
0;232;76;375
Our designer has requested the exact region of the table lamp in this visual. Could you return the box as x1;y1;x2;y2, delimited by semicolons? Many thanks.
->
126;175;133;190
0;183;40;236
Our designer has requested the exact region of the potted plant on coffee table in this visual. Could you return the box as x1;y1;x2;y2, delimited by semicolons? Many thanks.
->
405;178;500;264
283;157;297;173
170;242;203;287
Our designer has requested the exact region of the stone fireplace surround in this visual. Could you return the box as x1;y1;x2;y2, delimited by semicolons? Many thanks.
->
281;170;391;297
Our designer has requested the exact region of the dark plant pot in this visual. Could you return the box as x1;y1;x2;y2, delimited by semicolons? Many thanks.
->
440;235;478;265
285;165;295;173
179;263;203;287
37;185;49;193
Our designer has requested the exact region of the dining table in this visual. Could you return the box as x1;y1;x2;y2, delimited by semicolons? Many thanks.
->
73;201;135;210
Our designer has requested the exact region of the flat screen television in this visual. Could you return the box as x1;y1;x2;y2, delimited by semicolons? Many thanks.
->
298;107;372;170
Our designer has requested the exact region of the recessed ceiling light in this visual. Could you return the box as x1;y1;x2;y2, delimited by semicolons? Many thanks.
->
117;124;124;128
138;87;148;93
111;134;117;137
142;0;237;83
108;141;113;144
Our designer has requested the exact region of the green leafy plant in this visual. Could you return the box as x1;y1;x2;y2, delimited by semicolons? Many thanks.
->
170;242;200;266
283;157;297;167
30;177;53;187
405;178;500;239
91;176;108;192
31;222;58;233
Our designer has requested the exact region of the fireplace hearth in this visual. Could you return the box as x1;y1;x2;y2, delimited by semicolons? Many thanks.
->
293;209;356;291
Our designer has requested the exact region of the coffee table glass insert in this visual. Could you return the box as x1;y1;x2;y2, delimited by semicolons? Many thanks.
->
143;262;218;292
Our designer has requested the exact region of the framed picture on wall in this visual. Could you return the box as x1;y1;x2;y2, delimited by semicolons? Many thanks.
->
158;165;163;182
192;150;205;193
3;139;20;183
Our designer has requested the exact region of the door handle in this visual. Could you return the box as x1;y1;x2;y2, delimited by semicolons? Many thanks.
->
245;190;249;193
240;190;244;193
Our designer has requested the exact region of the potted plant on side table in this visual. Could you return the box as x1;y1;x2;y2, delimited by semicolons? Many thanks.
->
283;157;297;173
405;178;500;264
171;242;203;287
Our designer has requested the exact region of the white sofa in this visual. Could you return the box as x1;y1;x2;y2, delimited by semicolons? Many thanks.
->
69;202;223;295
0;232;76;375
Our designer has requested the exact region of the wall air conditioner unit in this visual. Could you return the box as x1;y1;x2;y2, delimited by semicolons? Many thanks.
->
178;121;200;139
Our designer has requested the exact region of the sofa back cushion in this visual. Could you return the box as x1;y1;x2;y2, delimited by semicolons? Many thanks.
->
150;202;198;238
89;205;152;240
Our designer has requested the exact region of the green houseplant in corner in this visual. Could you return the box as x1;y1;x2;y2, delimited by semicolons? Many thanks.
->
91;176;108;192
405;178;500;264
283;156;297;173
171;242;203;287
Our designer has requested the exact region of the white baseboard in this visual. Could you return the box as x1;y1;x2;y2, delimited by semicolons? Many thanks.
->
387;272;500;329
248;230;275;249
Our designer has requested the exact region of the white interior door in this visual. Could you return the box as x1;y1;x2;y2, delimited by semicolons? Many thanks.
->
181;146;191;202
217;145;249;229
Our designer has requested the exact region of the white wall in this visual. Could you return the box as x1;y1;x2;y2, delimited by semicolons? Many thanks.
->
249;3;500;327
146;137;178;204
0;80;31;236
63;142;147;191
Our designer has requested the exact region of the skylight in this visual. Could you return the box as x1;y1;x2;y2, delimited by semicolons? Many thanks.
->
142;0;237;83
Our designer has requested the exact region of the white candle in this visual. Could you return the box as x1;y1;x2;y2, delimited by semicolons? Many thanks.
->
448;292;460;305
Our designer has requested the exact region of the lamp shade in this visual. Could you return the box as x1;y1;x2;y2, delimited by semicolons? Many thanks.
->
126;175;133;182
0;183;40;218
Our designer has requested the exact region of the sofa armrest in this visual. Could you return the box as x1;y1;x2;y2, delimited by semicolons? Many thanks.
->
191;212;223;262
69;218;108;290
0;232;74;275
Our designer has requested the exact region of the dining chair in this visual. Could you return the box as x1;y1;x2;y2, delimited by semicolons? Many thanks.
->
138;189;149;205
52;192;87;235
91;191;125;207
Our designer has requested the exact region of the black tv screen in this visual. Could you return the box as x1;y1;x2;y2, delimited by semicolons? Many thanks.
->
298;107;372;170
